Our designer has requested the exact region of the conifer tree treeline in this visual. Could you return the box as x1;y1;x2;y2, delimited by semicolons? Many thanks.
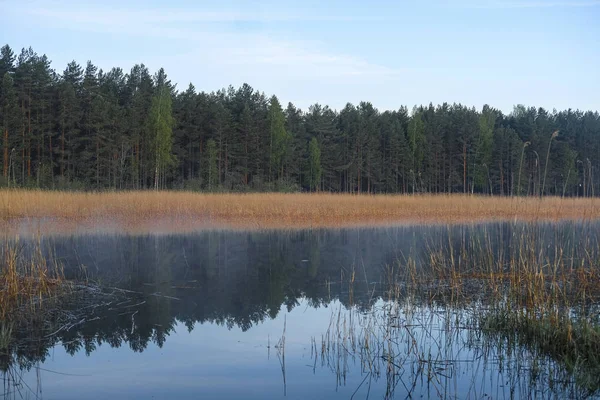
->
1;44;599;196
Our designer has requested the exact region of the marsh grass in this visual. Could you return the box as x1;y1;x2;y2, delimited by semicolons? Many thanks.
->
0;238;69;400
0;279;143;399
0;237;68;319
417;221;600;392
1;190;599;234
313;220;600;397
482;310;600;392
2;190;600;396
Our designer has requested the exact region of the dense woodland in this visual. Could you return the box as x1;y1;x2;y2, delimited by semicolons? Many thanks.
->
1;44;599;195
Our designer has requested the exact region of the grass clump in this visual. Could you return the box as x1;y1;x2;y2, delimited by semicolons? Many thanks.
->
482;309;600;393
360;221;600;395
0;237;67;319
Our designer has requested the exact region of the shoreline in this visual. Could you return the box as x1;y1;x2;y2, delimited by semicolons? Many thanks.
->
1;190;598;235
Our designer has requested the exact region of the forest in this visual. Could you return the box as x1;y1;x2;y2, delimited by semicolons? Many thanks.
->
1;44;599;196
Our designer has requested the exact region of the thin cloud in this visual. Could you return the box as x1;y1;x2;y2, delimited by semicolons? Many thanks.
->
22;6;383;24
460;0;600;8
10;4;401;84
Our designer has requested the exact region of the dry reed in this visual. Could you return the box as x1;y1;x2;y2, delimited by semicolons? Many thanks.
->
308;220;600;395
0;238;66;319
0;190;598;235
388;221;600;393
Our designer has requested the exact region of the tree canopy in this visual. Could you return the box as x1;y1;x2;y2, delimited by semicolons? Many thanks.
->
1;43;599;196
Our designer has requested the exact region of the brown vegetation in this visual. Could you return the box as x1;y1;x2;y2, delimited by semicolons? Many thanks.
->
399;223;600;392
0;238;66;319
0;190;598;235
317;219;600;396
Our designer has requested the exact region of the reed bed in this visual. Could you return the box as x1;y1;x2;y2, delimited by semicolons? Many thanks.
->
0;237;69;398
0;238;67;319
0;282;135;399
314;296;591;398
2;189;600;396
414;222;600;385
1;189;599;234
313;221;600;396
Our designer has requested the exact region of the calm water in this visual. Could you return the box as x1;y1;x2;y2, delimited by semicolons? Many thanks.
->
3;223;600;399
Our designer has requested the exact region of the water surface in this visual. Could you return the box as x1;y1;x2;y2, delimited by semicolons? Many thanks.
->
3;223;600;399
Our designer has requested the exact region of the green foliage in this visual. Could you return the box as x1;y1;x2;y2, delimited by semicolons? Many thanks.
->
407;109;425;172
308;137;322;191
272;177;301;193
204;139;218;191
0;45;16;79
268;95;290;181
0;42;599;196
1;72;19;181
1;72;18;122
149;81;175;189
381;110;410;193
475;105;497;192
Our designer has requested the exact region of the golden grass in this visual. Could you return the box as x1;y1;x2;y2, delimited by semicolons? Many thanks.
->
0;238;66;318
0;189;598;234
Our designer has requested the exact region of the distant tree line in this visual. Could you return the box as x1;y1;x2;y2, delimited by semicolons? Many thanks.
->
1;44;599;195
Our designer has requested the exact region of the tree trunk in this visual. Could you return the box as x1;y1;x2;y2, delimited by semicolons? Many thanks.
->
463;143;467;194
356;145;361;194
269;128;272;182
49;132;54;188
225;141;228;184
60;126;65;178
37;134;42;185
154;164;159;190
188;141;192;180
27;94;31;179
244;130;248;185
218;127;223;186
96;135;100;188
135;141;140;189
499;159;504;196
2;129;7;178
21;116;25;183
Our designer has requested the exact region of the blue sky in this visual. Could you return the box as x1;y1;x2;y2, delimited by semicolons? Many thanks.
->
1;0;598;113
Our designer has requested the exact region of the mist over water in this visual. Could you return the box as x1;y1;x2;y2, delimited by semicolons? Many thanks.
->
3;222;600;399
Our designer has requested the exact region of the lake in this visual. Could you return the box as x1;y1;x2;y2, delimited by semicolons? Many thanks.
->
2;222;600;399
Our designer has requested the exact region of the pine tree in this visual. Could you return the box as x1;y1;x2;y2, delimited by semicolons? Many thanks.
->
238;104;253;186
57;61;83;184
308;137;322;192
209;97;232;188
382;112;410;193
0;45;15;81
173;83;199;184
204;138;218;191
97;67;127;189
148;69;174;190
1;73;18;183
268;95;289;182
75;61;102;187
407;109;425;192
475;105;496;194
127;64;154;189
1;43;599;195
284;102;308;188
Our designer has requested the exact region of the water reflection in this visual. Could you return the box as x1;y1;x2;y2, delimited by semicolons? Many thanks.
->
2;222;600;399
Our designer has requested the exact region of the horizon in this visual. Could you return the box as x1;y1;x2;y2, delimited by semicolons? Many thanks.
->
2;0;599;114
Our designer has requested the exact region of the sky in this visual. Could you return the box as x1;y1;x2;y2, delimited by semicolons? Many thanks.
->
1;0;599;114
